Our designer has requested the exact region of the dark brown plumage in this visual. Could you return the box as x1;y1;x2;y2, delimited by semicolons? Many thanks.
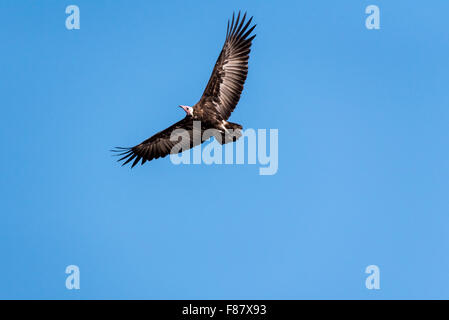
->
113;12;256;168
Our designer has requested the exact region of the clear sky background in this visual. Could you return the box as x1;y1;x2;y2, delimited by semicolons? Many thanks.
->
1;0;448;299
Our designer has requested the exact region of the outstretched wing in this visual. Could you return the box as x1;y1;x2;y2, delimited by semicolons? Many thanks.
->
198;11;256;120
112;118;201;168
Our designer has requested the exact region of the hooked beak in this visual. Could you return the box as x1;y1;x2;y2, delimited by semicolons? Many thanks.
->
179;105;190;115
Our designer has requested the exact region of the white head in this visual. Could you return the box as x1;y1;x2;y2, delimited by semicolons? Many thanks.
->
179;105;194;116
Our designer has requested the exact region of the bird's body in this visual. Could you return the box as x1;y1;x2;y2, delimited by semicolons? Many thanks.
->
113;12;256;167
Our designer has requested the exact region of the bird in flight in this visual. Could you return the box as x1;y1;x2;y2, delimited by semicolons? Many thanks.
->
113;12;256;168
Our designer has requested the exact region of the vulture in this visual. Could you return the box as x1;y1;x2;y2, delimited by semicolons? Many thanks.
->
113;12;256;167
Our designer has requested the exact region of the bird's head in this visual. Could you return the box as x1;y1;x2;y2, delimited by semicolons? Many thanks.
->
179;105;194;117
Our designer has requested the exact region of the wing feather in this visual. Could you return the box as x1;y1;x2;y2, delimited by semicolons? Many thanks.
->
112;117;203;168
198;11;256;120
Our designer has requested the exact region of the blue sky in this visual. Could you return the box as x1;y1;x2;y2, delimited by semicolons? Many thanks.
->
1;0;448;299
